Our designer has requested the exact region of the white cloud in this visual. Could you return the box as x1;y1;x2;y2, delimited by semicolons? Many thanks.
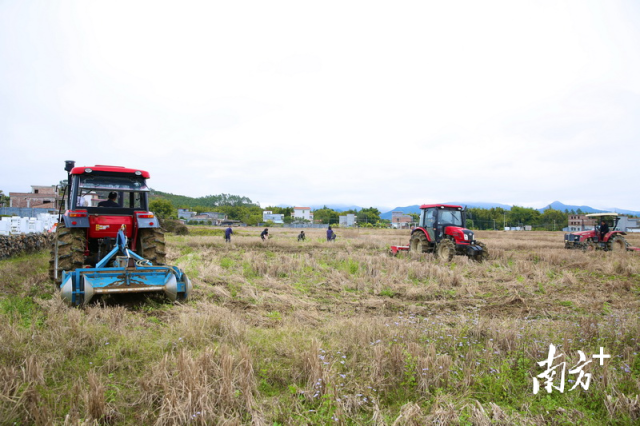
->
1;1;640;211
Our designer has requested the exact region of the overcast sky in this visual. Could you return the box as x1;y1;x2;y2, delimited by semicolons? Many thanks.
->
1;1;639;211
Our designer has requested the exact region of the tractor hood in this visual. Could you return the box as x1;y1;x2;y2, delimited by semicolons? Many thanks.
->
444;226;465;236
567;230;593;237
444;226;474;243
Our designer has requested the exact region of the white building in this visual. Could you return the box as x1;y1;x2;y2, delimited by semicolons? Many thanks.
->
617;216;640;232
263;210;284;224
391;211;413;229
178;209;196;219
339;213;356;227
292;207;313;222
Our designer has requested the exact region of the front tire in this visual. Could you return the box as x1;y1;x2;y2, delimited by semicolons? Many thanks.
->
435;239;455;261
475;241;489;261
582;239;596;252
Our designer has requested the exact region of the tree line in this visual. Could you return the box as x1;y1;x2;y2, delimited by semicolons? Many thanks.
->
466;206;568;230
148;191;390;227
149;190;583;230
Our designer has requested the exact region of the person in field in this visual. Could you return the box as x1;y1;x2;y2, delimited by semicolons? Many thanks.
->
298;230;305;241
225;226;233;243
326;226;336;242
261;228;269;241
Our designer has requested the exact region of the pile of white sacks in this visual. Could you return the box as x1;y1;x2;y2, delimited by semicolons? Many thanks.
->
0;214;58;236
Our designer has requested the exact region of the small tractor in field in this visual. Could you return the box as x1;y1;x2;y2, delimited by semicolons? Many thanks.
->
50;161;191;305
564;212;638;252
390;204;488;261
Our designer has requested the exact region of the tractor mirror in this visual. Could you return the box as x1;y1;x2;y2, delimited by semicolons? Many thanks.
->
64;160;75;172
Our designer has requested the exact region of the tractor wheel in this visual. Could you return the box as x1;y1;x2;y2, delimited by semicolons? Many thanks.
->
582;239;596;252
435;239;455;261
138;228;166;265
409;231;429;253
49;223;85;285
475;241;489;261
608;235;627;252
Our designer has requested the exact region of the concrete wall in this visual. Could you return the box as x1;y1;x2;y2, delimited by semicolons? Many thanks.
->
283;224;329;228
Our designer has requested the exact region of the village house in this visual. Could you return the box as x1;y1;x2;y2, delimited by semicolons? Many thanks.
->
618;216;640;233
567;214;596;232
292;207;313;222
339;213;356;227
9;185;60;209
391;211;413;229
263;210;284;224
178;208;196;220
189;212;228;225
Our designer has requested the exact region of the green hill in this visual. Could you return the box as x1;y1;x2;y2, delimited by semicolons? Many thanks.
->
149;190;258;210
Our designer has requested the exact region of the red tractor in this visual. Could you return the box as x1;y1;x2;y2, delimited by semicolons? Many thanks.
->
50;161;191;305
390;204;488;261
564;213;633;252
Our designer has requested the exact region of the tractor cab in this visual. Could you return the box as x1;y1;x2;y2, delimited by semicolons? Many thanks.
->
72;172;150;212
418;204;472;244
61;164;157;243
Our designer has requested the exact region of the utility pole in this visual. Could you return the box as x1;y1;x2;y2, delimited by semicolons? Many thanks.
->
503;212;506;229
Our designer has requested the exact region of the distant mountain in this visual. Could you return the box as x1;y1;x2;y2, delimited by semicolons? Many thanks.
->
310;204;365;212
381;202;512;220
539;201;607;214
444;201;513;210
604;207;640;216
380;205;419;220
277;204;365;212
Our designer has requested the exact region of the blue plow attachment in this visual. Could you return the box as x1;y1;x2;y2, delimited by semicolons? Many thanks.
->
60;228;192;306
60;264;192;306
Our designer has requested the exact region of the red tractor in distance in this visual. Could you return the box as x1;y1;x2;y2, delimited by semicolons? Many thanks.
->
564;212;633;252
390;204;488;261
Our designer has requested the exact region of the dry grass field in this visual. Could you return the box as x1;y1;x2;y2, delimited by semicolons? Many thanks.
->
0;228;639;425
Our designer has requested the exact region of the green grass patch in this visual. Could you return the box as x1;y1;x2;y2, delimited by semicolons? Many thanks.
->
0;296;41;328
187;227;225;237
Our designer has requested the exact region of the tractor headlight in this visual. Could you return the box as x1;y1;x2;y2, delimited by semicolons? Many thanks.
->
464;234;469;241
84;168;92;173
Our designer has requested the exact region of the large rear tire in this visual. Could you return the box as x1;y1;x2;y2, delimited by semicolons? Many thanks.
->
409;231;429;253
49;223;85;285
435;239;455;261
608;235;627;252
138;228;166;265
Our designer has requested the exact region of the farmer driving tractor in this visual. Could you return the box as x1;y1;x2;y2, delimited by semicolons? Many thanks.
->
598;219;609;242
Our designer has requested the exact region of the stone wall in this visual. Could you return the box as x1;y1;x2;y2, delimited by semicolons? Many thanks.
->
0;233;55;260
